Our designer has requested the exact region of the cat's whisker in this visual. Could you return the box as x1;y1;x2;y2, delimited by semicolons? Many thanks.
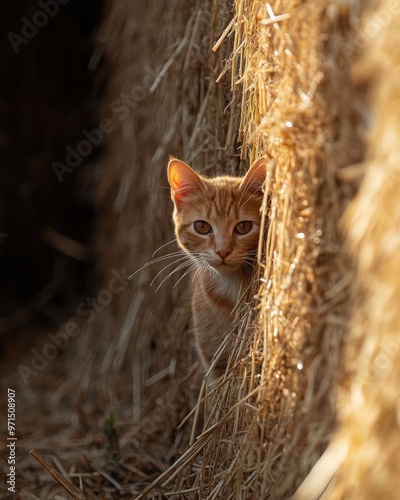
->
145;251;185;264
243;262;255;274
204;261;217;278
149;252;203;285
192;261;207;282
238;176;257;208
241;257;257;270
206;261;216;277
238;165;266;209
151;238;178;257
239;189;262;211
130;251;185;278
150;255;190;286
173;262;199;289
154;259;196;293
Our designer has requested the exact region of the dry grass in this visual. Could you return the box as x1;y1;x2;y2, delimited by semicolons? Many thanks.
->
297;1;400;498
5;0;399;498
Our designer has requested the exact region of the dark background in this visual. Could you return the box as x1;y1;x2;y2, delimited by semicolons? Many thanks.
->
0;0;104;347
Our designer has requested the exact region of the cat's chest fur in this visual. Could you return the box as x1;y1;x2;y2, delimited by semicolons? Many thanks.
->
191;270;244;377
207;271;242;307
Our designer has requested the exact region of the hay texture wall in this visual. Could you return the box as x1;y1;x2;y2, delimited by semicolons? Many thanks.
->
10;0;400;498
296;1;400;498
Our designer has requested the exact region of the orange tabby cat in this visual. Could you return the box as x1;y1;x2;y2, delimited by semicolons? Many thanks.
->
168;157;266;379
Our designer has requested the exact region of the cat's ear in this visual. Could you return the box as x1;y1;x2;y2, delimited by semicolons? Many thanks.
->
168;158;203;206
240;157;267;195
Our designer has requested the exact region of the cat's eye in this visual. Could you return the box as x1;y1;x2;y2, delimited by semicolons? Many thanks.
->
234;221;252;235
194;220;212;234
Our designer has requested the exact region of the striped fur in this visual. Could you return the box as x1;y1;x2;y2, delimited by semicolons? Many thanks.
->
168;158;266;378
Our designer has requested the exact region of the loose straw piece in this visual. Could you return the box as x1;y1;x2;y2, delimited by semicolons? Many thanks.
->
293;439;349;500
30;450;81;499
212;16;236;53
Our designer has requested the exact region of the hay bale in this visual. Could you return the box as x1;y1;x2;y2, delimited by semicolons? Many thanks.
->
320;2;400;498
140;0;364;497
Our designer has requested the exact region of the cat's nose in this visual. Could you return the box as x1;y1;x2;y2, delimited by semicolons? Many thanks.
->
216;249;231;260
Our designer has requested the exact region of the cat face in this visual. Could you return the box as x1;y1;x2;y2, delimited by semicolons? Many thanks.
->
168;158;266;274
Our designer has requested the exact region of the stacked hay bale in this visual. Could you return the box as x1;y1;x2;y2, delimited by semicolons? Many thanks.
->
316;1;400;498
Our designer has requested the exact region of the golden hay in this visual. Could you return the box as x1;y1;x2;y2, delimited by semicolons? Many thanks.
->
7;0;398;497
296;1;400;498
